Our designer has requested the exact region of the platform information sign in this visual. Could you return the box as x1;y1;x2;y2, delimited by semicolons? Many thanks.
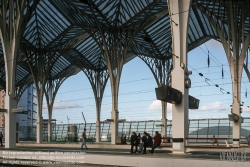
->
0;109;7;113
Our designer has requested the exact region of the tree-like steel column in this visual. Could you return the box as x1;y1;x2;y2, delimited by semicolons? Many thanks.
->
243;49;250;81
195;0;250;147
15;61;33;102
45;77;66;142
15;68;31;103
21;46;55;143
44;66;79;142
0;52;6;89
168;0;192;153
80;0;165;144
15;84;32;103
91;26;136;144
139;55;171;137
0;0;38;148
83;65;109;143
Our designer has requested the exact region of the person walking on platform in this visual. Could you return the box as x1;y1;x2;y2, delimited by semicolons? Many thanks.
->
130;132;138;153
0;132;3;146
81;128;88;149
149;131;161;154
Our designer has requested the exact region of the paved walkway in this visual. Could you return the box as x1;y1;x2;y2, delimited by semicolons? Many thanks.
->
0;142;250;167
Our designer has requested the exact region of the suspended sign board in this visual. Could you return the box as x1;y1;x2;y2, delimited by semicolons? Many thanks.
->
189;95;200;109
12;108;24;113
155;86;182;104
0;109;7;113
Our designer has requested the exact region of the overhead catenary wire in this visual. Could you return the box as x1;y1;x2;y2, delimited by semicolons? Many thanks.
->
188;65;231;94
18;68;250;110
202;43;249;91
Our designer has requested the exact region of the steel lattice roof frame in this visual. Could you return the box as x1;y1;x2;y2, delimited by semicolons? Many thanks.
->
0;0;249;94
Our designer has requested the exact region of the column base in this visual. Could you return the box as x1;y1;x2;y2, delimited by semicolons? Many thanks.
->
110;118;118;144
172;142;185;154
233;140;240;148
95;122;100;143
4;116;16;148
36;116;43;144
111;138;117;144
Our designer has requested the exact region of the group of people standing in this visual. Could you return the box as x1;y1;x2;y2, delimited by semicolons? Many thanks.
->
130;131;161;154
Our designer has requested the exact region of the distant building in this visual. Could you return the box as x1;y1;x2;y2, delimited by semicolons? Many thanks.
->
0;86;37;139
0;90;5;128
43;119;57;141
43;119;57;125
17;84;37;139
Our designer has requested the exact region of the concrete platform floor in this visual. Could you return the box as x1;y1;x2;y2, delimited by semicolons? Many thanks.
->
0;142;250;167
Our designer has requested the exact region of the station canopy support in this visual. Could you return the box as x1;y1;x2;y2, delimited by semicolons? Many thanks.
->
168;0;192;153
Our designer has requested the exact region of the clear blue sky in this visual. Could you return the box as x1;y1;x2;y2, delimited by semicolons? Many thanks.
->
42;39;250;124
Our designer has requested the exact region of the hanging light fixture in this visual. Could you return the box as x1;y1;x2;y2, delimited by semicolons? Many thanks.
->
79;0;89;4
207;51;210;67
222;65;224;79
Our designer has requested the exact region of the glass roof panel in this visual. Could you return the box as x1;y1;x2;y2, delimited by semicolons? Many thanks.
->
95;0;153;24
1;0;249;90
24;0;70;48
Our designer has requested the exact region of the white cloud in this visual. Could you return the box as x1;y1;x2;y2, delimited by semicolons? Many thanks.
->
148;100;172;111
195;115;201;119
189;114;200;119
43;101;83;110
218;107;230;111
149;100;225;114
212;115;218;119
205;39;222;50
215;106;250;113
167;114;172;120
197;101;222;111
148;100;161;110
242;106;250;112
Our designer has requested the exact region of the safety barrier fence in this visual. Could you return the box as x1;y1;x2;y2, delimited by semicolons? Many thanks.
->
2;118;250;143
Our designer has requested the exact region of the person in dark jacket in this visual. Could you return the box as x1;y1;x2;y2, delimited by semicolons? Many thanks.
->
137;133;141;143
138;132;146;153
139;132;149;154
0;132;3;146
130;132;138;153
149;131;162;154
147;134;153;147
136;133;141;147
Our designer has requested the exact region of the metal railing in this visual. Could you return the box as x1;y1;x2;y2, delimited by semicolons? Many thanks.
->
8;117;250;142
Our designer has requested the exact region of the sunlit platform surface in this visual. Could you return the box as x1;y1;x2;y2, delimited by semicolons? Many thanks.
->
0;142;250;167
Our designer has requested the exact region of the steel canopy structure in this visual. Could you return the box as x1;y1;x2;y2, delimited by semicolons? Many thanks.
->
0;0;221;90
0;0;249;151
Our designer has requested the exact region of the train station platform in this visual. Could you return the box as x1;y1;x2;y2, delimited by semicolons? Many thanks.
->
0;142;250;167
